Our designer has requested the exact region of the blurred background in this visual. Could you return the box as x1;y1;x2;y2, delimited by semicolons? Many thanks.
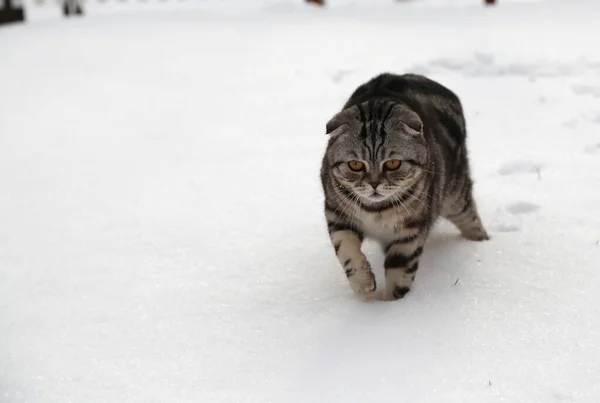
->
3;0;504;23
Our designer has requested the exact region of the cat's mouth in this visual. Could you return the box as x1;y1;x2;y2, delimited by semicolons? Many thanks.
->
368;192;385;200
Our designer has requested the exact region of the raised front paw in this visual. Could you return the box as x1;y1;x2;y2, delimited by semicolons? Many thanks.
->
347;260;376;300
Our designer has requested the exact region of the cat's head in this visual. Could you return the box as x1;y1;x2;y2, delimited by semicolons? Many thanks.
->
324;101;429;205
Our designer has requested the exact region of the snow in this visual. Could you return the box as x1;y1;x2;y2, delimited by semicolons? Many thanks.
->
1;1;600;402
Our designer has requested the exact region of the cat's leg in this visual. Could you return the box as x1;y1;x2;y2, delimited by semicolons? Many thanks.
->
383;232;427;301
328;224;376;300
444;195;489;241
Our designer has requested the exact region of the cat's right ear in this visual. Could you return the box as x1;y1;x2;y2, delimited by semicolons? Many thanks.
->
325;107;357;135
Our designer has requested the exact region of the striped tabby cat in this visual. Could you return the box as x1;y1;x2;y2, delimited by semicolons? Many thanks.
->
321;73;489;301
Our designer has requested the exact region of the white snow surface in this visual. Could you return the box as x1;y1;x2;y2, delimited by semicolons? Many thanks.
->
2;1;600;402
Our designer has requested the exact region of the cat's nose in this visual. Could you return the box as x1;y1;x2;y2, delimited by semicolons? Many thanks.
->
367;181;380;189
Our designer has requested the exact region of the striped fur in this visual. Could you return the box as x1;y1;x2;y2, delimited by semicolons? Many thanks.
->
321;73;489;301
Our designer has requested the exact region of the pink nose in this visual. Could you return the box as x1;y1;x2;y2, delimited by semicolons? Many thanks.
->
367;181;379;189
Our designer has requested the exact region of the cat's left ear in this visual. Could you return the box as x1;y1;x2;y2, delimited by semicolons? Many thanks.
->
387;104;423;134
326;107;358;135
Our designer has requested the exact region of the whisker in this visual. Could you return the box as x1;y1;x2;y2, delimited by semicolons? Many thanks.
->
407;192;431;209
334;186;360;232
393;192;414;216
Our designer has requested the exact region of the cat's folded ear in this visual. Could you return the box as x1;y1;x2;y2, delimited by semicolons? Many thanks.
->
388;104;423;134
325;107;358;135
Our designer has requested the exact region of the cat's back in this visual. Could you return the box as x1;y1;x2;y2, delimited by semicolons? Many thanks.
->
344;73;458;109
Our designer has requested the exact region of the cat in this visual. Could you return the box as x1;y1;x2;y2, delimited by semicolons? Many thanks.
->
320;73;489;301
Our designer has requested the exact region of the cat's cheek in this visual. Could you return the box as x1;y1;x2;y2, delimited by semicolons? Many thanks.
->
385;175;404;185
336;169;362;183
387;170;411;182
332;174;355;189
346;175;363;183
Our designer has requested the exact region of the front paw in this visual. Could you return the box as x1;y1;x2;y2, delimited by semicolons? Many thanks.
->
384;285;411;301
348;261;376;300
383;271;413;301
461;228;490;241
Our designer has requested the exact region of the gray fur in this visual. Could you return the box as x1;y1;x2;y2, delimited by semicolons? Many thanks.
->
321;73;489;301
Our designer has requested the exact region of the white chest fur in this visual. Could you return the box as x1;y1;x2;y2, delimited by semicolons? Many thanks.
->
355;207;402;242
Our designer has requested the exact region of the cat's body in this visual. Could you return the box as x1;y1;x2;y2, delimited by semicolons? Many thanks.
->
320;73;488;301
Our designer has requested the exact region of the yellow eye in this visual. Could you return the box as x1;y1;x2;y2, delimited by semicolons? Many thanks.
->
348;160;365;172
384;160;401;170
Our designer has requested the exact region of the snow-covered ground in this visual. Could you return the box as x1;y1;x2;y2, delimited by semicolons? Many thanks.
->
2;1;600;402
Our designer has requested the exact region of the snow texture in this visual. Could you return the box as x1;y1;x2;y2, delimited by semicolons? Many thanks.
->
1;0;600;402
